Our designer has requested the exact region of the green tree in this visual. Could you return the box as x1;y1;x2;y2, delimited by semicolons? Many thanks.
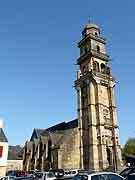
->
122;138;135;156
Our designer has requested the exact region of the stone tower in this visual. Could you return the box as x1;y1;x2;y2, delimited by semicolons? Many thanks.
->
75;23;121;171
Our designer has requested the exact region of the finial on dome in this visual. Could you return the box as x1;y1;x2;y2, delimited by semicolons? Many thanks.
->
88;18;91;24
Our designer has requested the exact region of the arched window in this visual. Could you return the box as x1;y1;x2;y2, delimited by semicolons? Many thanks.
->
93;61;99;72
96;45;100;52
95;32;98;36
101;63;106;73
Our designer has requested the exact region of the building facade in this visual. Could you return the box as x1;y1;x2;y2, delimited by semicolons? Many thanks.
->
6;145;23;172
0;120;8;176
23;23;122;171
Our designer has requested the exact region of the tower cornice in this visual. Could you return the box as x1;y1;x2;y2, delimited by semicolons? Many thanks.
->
78;33;106;48
77;50;109;65
75;71;115;88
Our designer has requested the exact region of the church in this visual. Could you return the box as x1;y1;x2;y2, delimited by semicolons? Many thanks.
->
23;23;122;171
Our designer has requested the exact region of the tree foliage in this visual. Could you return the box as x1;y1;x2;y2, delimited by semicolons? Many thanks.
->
122;138;135;156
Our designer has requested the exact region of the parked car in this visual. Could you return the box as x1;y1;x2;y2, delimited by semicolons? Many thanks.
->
72;171;124;180
53;169;64;178
119;167;135;178
15;177;37;180
6;171;18;177
64;170;79;177
55;176;73;180
34;172;55;180
6;170;28;177
125;173;135;180
0;176;15;180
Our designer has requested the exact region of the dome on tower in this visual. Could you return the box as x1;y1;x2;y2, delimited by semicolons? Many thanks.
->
82;22;100;37
85;23;99;30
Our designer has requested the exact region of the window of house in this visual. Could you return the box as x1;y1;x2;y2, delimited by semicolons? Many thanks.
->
0;146;3;157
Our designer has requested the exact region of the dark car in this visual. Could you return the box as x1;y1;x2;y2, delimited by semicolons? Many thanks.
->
125;173;135;180
119;167;135;178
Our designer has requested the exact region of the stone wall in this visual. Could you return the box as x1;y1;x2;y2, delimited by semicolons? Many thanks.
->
0;166;7;176
59;128;80;170
7;160;23;171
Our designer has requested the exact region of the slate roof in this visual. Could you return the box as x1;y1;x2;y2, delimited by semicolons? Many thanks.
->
30;119;78;141
34;129;45;138
46;119;78;132
0;128;8;142
30;128;45;141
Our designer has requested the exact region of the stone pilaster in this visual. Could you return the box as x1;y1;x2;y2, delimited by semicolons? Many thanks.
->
26;155;31;171
77;87;84;169
41;153;45;171
58;149;62;169
108;86;122;170
34;156;38;170
88;82;99;170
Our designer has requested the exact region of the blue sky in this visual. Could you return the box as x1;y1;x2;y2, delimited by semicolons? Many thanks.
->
0;0;134;146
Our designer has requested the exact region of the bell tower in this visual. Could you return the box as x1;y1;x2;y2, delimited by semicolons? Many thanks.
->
75;23;121;171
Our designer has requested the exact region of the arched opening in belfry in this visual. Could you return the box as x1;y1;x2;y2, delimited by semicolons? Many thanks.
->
106;147;112;166
95;32;98;36
96;45;100;52
101;63;106;73
93;61;100;72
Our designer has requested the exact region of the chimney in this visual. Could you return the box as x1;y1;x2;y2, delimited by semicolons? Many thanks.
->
0;120;3;128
